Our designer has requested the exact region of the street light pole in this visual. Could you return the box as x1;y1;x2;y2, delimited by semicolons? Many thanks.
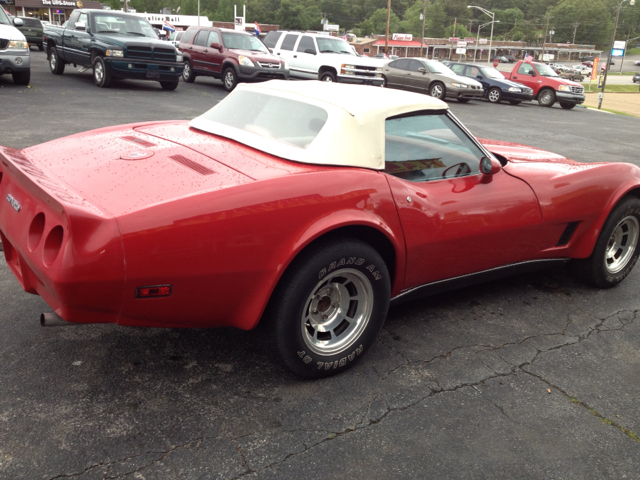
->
468;5;495;64
420;0;428;57
475;20;498;62
599;0;635;110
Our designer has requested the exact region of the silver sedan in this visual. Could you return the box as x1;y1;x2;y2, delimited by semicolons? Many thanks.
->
382;58;484;103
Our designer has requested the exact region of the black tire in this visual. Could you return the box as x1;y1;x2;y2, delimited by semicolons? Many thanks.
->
560;102;576;110
538;88;555;107
487;87;502;103
93;56;112;88
429;82;445;100
160;81;179;90
457;98;470;103
12;70;30;85
508;100;521;105
381;75;387;87
182;60;195;83
38;43;44;51
263;238;390;378
569;197;640;288
320;71;336;82
222;67;237;92
48;46;65;75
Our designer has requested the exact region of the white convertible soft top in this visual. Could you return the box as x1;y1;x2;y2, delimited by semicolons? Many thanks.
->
189;80;448;170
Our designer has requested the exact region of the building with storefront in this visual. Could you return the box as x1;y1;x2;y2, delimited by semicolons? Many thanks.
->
2;0;102;25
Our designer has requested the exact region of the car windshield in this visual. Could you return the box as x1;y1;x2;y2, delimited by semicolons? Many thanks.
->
92;14;157;38
0;8;10;25
535;63;559;77
424;61;454;75
195;90;328;149
221;32;269;52
316;37;353;55
480;67;505;79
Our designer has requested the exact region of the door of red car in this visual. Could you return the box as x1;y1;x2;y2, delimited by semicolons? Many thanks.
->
189;29;215;74
205;30;225;76
383;112;544;289
509;62;540;93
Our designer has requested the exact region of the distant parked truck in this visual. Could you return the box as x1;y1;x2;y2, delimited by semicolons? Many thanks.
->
43;9;184;89
502;60;585;109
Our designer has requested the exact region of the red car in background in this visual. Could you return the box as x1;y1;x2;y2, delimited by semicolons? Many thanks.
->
2;81;640;378
179;26;288;91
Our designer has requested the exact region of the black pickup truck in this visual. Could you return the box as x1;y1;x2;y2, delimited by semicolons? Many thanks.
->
44;9;184;89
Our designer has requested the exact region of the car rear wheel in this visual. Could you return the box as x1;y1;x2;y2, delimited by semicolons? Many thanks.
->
49;46;65;75
320;71;336;82
560;102;575;110
223;67;237;92
160;81;179;90
569;197;640;288
429;82;445;100
487;87;502;103
538;89;555;107
12;70;30;85
93;57;112;88
381;75;387;87
263;238;390;378
182;60;195;83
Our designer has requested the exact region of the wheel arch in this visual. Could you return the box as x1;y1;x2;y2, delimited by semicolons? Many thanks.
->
221;60;238;73
318;66;337;76
572;187;640;259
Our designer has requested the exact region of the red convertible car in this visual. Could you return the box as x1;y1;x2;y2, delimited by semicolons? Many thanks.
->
2;81;640;378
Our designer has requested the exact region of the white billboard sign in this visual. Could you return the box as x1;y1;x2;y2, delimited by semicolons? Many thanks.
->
392;33;413;41
457;41;467;47
456;48;467;54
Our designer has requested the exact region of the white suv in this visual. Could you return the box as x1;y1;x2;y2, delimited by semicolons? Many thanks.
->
0;10;30;85
263;31;384;86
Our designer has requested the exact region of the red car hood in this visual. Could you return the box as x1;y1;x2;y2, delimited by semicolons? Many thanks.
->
20;121;319;217
478;138;578;164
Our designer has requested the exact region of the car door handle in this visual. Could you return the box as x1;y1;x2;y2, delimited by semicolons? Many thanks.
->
513;76;518;79
203;49;208;52
293;55;297;58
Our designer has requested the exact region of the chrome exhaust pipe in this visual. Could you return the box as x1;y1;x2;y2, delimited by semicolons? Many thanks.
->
40;312;77;327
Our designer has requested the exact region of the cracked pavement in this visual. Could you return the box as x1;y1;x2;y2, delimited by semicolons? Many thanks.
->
2;54;640;479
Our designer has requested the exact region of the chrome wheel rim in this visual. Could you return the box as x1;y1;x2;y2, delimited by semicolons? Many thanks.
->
541;91;552;104
224;71;234;89
605;215;639;274
50;51;56;70
95;62;104;83
183;63;190;80
431;85;443;98
301;269;373;356
322;75;333;82
488;89;500;102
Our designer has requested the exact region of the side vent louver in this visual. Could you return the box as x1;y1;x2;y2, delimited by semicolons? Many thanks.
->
557;221;580;247
169;155;215;176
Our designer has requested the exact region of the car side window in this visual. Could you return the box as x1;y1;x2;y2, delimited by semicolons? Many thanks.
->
469;67;481;77
518;63;535;75
280;34;298;51
297;35;316;54
450;64;465;75
193;30;209;47
77;13;88;29
66;10;80;30
384;112;483;182
181;28;196;44
263;31;282;49
394;59;411;70
208;31;220;46
409;60;423;72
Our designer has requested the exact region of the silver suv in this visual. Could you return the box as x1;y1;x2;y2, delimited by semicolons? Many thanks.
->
263;31;384;86
0;10;30;85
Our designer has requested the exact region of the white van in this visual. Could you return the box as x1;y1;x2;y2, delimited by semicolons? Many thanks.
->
263;31;384;86
0;9;30;85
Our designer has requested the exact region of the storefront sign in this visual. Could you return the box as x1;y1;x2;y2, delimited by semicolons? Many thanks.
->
464;37;475;43
457;41;467;47
479;38;487;45
392;33;413;41
41;0;78;6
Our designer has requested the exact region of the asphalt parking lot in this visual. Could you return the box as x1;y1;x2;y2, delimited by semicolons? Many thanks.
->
2;51;640;479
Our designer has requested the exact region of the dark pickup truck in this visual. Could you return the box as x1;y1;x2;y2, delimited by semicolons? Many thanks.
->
44;9;183;89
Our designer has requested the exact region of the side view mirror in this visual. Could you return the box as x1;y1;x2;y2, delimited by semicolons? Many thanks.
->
304;48;316;55
476;75;483;79
418;67;427;73
480;156;502;176
75;21;86;31
210;42;221;50
13;18;24;27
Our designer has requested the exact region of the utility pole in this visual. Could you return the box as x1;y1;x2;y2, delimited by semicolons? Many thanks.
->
541;15;552;60
420;0;428;57
449;17;456;59
572;23;580;44
599;0;635;109
385;0;391;56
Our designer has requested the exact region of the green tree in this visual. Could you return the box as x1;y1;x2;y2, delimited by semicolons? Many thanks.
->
425;2;446;38
547;0;613;45
360;7;402;35
400;0;426;37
